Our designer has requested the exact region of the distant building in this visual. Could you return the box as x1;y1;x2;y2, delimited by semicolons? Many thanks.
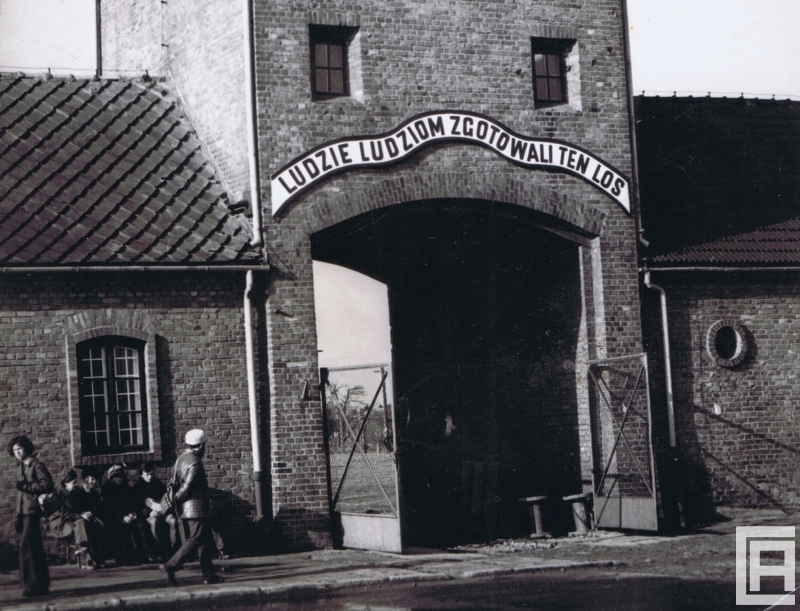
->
637;95;800;525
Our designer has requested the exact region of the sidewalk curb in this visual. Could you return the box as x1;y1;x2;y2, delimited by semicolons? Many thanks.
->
4;559;624;611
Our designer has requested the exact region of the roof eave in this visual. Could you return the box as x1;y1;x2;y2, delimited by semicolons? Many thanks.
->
642;264;800;272
0;263;270;274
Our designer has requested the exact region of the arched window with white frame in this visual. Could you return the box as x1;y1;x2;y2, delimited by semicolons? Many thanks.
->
77;335;149;456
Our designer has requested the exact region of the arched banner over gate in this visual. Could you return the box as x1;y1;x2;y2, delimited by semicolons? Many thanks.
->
271;110;631;217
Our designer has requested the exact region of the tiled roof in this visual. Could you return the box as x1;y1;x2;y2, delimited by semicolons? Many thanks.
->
652;217;800;265
0;75;263;266
635;96;800;260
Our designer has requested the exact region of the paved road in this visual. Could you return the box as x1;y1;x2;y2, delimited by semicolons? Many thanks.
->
2;508;798;611
156;568;741;611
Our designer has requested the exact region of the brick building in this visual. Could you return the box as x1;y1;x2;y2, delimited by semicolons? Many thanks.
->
0;74;269;555
258;0;653;549
637;95;800;526
2;0;658;554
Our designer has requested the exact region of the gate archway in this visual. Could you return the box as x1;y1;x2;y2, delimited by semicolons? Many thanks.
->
312;197;596;547
303;171;607;238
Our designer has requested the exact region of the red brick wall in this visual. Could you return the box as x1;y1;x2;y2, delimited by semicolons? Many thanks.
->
254;0;643;546
100;0;163;77
0;273;260;547
96;0;646;549
163;0;250;204
101;0;251;204
646;273;800;518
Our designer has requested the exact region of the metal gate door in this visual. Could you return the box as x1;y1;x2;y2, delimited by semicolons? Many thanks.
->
321;364;402;552
588;353;658;531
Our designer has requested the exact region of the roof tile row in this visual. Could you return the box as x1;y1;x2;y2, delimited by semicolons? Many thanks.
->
0;75;262;267
652;218;800;265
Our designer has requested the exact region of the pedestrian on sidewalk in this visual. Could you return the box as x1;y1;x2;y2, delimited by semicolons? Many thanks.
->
8;435;53;598
159;429;224;586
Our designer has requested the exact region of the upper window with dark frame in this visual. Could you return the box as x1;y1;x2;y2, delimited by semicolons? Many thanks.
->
77;336;149;456
310;25;357;100
531;39;570;106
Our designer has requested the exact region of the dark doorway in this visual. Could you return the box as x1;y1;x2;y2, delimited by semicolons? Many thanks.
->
312;199;586;547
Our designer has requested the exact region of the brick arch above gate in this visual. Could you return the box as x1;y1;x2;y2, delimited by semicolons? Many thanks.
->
303;171;607;236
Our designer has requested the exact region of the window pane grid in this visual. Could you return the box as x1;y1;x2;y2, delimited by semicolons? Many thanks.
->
114;346;138;377
329;68;344;94
532;50;566;103
546;54;560;75
117;411;141;447
82;346;106;378
315;43;328;67
328;45;342;68
316;68;329;92
549;78;562;100
311;35;348;96
84;379;110;447
80;347;110;447
116;378;140;411
78;338;147;456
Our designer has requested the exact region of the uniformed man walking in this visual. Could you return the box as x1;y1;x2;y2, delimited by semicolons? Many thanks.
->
158;429;223;586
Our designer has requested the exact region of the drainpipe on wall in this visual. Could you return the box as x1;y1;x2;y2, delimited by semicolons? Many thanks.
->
95;0;102;78
643;271;676;448
243;0;262;247
244;270;264;520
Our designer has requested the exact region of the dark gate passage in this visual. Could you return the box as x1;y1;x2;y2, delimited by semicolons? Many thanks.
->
312;199;588;547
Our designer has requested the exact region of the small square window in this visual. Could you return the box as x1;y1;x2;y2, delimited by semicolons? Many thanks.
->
531;38;571;107
310;25;357;100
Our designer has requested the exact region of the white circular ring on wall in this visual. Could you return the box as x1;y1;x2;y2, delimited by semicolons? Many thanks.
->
706;319;748;367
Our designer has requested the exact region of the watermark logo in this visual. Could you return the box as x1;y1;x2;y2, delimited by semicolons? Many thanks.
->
736;526;795;606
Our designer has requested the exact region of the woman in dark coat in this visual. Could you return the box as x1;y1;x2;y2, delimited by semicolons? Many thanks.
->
8;435;53;597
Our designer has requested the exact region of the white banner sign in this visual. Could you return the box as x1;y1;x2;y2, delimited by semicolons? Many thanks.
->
271;111;631;216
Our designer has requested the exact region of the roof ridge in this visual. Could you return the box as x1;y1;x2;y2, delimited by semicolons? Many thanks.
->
0;80;103;172
0;80;140;219
0;73;261;265
0;77;45;117
651;215;800;265
12;81;86;137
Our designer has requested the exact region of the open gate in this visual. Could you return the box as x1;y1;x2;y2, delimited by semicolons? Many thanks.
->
321;364;402;552
588;353;658;531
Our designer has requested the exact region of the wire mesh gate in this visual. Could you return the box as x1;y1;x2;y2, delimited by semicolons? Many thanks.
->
321;364;401;551
588;353;658;531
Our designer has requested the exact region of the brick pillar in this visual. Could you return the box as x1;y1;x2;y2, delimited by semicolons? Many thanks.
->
265;242;332;551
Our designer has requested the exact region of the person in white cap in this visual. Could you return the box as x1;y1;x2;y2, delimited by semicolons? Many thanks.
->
158;428;223;586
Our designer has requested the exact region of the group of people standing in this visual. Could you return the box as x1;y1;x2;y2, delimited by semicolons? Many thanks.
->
8;428;223;598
